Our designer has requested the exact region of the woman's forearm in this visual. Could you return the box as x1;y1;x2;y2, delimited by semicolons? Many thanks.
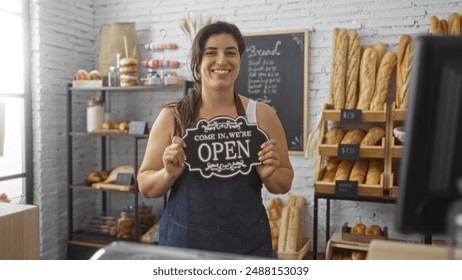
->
261;167;293;194
137;169;177;198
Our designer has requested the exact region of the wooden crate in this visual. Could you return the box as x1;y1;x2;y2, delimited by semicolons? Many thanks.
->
314;167;384;197
389;173;399;198
319;137;386;158
325;232;369;260
341;223;388;243
322;103;387;122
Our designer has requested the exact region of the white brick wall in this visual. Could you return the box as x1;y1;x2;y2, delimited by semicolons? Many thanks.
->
32;0;462;259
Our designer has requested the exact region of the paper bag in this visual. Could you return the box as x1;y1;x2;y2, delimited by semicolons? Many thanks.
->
98;22;138;76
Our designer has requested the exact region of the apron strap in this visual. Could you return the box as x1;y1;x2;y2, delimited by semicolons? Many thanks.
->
234;92;246;117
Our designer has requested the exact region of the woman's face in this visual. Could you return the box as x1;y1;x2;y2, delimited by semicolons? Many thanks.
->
200;33;241;92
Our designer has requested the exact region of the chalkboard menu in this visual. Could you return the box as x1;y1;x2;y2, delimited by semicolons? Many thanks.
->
235;30;309;155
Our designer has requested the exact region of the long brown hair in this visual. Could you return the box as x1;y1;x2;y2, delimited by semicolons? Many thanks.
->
166;21;245;136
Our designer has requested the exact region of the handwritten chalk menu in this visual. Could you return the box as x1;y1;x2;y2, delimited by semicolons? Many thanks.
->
235;30;309;155
183;116;269;178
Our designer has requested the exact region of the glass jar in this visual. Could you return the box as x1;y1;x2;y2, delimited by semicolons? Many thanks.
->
139;202;155;234
117;206;135;239
86;96;104;133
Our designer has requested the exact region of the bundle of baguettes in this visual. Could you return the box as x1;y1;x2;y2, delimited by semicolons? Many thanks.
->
266;198;283;251
277;195;306;255
429;13;462;35
396;34;413;109
329;28;395;111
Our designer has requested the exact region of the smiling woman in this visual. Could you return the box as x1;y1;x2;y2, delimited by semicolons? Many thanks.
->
137;21;293;258
0;0;32;204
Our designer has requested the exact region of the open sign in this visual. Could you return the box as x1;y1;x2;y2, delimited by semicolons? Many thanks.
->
183;116;269;178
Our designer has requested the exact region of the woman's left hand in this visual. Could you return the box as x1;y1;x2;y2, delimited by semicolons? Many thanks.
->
256;139;280;179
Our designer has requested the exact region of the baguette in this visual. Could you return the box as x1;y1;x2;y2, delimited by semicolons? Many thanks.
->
396;34;412;109
332;28;348;109
334;160;354;181
329;28;340;106
429;16;441;35
361;125;386;146
365;158;384;185
349;159;369;183
324;126;346;144
345;29;361;109
286;205;300;253
373;42;387;71
322;157;340;182
448;13;461;34
399;41;413;109
341;128;367;144
440;19;448;35
356;47;377;110
370;51;397;111
277;205;291;252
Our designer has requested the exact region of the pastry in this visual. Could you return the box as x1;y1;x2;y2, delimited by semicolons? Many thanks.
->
351;251;366;260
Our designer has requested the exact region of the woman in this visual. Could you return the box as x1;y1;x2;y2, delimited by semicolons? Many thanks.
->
137;21;294;257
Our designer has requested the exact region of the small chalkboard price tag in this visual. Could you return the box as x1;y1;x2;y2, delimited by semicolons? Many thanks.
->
128;121;147;135
338;144;360;160
340;109;362;124
335;180;358;198
183;116;269;178
116;173;133;186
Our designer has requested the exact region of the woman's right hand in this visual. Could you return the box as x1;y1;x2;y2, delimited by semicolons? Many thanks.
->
162;136;187;179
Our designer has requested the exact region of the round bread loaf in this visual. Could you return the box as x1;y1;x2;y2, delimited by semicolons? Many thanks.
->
365;224;382;236
350;223;366;235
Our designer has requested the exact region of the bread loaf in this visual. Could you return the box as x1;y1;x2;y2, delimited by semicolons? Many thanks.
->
341;128;367;144
329;28;340;106
332;28;348;109
448;13;461;34
266;198;283;251
334;160;354;181
278;196;304;254
365;159;384;185
370;51;397;111
356;47;377;110
325;126;346;144
399;42;413;109
361;126;385;146
322;157;340;182
440;19;448;34
345;29;361;109
429;16;441;35
396;35;412;109
349;159;369;183
294;196;306;250
373;42;387;71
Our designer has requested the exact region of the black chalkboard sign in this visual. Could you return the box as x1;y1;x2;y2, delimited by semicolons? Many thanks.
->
235;30;309;155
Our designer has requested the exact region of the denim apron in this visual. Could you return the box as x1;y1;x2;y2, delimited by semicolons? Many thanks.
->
158;95;273;258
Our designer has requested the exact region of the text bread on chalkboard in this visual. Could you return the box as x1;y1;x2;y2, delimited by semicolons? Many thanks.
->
182;116;269;178
234;30;309;155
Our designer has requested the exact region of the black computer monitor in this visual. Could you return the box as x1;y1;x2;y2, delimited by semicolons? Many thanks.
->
396;35;462;236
